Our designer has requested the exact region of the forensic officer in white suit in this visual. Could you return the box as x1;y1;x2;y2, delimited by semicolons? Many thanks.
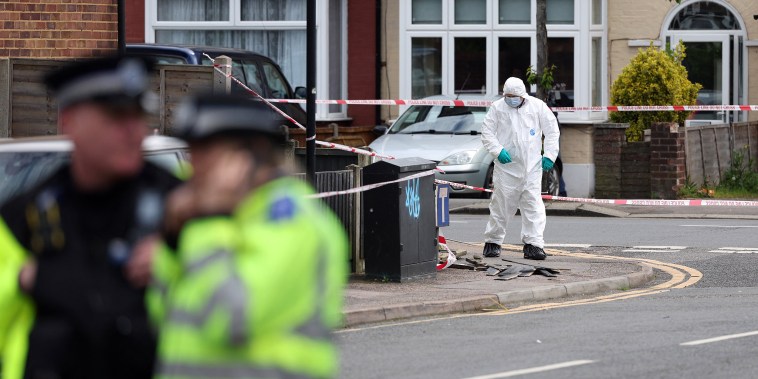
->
480;77;560;260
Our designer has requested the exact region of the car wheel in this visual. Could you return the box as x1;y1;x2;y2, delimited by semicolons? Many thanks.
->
481;164;494;199
542;166;561;196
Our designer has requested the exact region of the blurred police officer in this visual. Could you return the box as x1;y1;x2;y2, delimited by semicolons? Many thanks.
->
0;56;181;379
148;94;348;379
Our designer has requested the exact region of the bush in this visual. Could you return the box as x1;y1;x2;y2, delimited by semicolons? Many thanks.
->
610;43;701;141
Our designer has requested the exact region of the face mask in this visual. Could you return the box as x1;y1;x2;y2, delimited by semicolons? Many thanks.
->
505;97;522;108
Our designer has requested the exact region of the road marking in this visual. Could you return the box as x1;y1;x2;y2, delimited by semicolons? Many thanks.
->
339;248;702;333
681;225;758;228
545;243;592;248
681;331;758;346
623;246;686;253
709;247;758;254
461;360;595;379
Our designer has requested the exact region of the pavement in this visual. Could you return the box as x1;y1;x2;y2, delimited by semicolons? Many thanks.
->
343;240;654;328
342;198;757;328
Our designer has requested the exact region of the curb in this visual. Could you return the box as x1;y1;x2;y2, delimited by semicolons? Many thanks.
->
449;204;757;220
342;265;655;328
449;203;627;218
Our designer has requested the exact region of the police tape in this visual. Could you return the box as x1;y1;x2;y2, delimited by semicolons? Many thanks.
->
265;98;758;112
437;233;457;271
433;179;758;207
541;195;758;207
434;179;493;193
305;169;437;199
206;57;396;161
306;170;758;207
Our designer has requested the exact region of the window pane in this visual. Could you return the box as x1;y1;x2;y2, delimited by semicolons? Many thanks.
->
499;0;530;24
240;61;265;95
261;62;291;99
669;2;740;30
455;0;486;25
591;37;601;106
592;0;602;25
547;0;574;25
411;38;442;99
157;0;229;21
412;0;442;25
155;30;306;90
455;37;486;94
498;37;531;89
241;0;305;21
548;37;574;106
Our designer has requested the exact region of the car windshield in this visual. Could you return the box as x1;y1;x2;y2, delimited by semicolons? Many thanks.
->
389;105;487;134
0;152;68;205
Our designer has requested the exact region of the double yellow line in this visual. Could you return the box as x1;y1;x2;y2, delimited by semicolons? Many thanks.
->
339;247;702;332
485;248;702;316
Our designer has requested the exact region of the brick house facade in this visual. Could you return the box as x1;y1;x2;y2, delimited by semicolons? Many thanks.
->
0;1;118;58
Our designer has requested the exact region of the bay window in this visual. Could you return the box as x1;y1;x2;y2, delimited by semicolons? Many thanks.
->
401;0;607;122
147;0;346;120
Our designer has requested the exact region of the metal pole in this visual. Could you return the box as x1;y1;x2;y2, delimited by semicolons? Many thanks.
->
306;0;317;185
117;0;125;55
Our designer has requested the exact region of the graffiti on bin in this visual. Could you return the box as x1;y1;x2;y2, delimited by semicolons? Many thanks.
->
405;178;421;219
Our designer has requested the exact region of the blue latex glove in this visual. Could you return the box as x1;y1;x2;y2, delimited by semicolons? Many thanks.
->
542;157;554;171
497;148;512;164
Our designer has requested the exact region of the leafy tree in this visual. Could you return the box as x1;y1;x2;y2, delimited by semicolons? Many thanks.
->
609;43;701;141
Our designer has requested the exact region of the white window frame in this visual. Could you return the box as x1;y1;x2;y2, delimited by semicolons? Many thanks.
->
401;32;449;102
449;33;492;94
400;0;607;123
659;0;748;123
492;32;535;93
145;0;347;121
449;0;492;31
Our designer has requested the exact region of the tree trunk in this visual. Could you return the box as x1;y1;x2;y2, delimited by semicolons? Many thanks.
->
536;0;548;101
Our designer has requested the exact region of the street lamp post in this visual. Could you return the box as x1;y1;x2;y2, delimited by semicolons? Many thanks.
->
306;0;317;185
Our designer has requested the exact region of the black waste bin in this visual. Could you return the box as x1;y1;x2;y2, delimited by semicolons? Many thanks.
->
362;157;437;282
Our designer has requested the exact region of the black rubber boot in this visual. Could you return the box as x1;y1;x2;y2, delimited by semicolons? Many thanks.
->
523;244;547;260
483;242;501;258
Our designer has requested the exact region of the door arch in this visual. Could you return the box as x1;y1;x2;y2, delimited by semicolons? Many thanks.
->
661;0;747;124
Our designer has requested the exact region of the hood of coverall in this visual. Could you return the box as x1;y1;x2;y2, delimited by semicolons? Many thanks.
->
502;77;527;97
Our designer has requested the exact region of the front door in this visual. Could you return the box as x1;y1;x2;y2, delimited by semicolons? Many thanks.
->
672;34;730;123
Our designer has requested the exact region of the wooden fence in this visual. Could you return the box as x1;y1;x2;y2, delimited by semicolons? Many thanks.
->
685;122;758;186
0;58;220;137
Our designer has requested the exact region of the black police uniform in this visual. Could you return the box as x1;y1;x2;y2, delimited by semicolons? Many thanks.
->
0;162;180;379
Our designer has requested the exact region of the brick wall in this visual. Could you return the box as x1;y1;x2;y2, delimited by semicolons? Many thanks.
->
0;1;118;58
594;124;628;199
594;122;686;200
650;122;686;199
621;142;651;199
347;1;378;127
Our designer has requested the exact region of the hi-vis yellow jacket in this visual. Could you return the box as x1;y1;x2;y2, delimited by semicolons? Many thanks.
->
0;219;34;379
148;176;348;379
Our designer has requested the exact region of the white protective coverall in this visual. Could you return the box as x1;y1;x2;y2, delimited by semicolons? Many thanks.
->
481;78;560;248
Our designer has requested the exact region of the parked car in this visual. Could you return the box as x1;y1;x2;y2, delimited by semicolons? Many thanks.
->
125;43;306;128
368;95;563;197
0;135;189;205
